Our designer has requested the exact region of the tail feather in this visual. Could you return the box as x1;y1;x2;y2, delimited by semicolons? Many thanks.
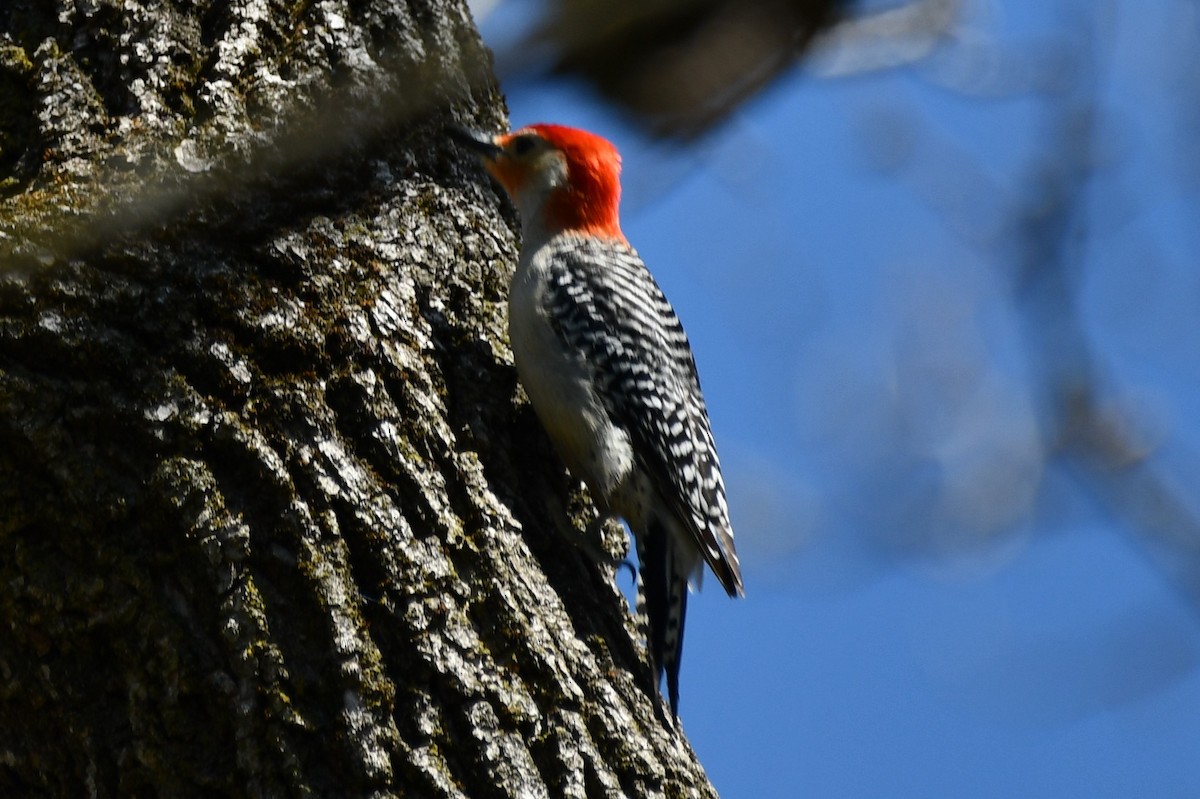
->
637;519;689;718
664;569;687;717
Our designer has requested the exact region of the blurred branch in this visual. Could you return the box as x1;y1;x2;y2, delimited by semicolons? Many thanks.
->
809;0;962;77
886;9;1200;609
495;0;965;138
1008;63;1200;611
847;10;1200;607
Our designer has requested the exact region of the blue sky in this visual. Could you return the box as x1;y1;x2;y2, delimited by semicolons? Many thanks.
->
473;1;1200;795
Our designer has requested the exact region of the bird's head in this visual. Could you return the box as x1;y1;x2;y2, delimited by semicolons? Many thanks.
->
452;123;625;244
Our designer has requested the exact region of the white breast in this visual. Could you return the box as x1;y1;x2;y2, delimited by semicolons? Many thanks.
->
507;239;635;506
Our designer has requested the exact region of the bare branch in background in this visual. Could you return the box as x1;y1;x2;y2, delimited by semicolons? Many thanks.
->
809;0;962;76
856;9;1200;611
490;0;965;138
1006;62;1200;613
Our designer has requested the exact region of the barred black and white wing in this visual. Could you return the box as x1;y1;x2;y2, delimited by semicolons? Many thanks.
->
541;235;744;598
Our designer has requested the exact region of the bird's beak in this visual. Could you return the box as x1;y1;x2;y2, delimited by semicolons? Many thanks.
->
448;125;503;162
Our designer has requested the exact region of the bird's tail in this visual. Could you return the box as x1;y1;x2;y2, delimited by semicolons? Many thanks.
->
636;519;689;719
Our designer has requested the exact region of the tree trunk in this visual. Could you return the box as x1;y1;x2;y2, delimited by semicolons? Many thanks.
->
0;1;718;796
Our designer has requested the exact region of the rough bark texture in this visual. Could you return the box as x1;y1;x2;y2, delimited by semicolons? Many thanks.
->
0;1;718;796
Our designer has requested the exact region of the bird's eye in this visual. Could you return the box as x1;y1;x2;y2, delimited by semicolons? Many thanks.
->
511;135;538;156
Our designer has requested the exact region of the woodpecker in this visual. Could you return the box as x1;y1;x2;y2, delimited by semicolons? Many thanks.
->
452;122;744;718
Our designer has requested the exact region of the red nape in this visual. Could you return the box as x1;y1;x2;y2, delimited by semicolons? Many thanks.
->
526;123;626;242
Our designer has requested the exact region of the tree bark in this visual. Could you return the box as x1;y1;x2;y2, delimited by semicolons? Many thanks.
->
0;1;718;796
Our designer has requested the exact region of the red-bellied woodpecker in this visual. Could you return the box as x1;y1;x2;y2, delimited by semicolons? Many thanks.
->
452;122;744;719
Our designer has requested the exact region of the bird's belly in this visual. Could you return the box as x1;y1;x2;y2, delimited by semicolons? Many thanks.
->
508;301;633;504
